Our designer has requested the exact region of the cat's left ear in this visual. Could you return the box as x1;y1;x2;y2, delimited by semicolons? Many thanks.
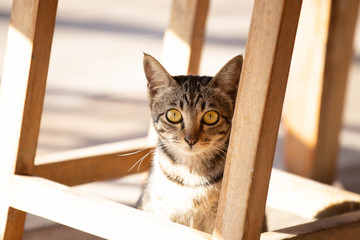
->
210;55;243;96
143;53;176;97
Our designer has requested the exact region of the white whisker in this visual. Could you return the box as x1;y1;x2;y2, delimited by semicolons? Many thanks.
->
136;148;157;173
128;148;156;173
118;147;152;157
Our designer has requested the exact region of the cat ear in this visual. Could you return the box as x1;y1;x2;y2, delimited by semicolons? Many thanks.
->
210;55;243;96
143;53;175;96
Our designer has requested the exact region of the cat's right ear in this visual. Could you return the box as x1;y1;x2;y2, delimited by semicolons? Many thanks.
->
143;53;175;97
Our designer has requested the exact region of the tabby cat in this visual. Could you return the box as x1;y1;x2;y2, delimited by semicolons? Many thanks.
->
137;54;266;233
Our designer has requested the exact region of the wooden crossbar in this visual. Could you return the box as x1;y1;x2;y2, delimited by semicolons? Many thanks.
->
34;138;154;186
267;169;360;220
261;210;360;240
10;175;212;240
10;170;360;239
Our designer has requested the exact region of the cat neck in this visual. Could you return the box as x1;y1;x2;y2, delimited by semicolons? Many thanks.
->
155;140;226;187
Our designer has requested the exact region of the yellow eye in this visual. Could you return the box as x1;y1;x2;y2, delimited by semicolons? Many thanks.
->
202;111;219;125
166;109;182;123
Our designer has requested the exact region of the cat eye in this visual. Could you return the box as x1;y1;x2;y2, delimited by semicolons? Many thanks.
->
166;109;182;124
202;111;219;125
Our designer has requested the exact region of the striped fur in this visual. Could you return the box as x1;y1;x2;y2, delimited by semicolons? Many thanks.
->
137;54;250;233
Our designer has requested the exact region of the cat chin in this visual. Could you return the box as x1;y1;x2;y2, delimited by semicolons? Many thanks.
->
177;145;206;156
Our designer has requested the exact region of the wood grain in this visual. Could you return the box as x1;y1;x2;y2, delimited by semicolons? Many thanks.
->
0;0;58;239
161;0;209;75
260;210;360;240
283;0;359;183
3;208;26;240
34;138;154;186
213;1;302;239
10;175;212;240
267;169;360;220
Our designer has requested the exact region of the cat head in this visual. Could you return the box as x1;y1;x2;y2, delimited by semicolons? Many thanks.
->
143;54;242;155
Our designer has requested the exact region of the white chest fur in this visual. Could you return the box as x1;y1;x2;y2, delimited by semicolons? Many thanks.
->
149;152;221;219
140;149;223;233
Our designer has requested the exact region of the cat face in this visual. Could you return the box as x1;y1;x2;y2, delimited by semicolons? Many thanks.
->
143;54;242;155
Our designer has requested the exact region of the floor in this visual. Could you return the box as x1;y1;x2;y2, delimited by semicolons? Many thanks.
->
0;0;360;239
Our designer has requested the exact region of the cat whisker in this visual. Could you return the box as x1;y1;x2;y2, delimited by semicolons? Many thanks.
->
206;144;227;162
118;147;153;157
128;148;156;173
216;148;228;159
136;148;157;173
215;146;227;157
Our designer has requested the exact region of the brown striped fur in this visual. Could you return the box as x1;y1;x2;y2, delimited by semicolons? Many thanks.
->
137;54;266;233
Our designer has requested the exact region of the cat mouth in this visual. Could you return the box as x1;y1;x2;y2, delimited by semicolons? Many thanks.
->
167;140;204;154
182;144;203;154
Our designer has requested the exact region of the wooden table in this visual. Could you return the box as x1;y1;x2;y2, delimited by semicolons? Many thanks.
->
1;0;360;239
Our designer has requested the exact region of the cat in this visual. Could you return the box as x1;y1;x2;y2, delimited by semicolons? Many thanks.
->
137;54;266;234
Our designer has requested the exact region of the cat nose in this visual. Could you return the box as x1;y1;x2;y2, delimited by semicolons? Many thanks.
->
184;137;198;147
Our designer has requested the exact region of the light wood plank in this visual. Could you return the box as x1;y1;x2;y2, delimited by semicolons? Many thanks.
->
10;175;212;240
213;1;302;239
261;210;360;240
0;0;58;239
161;0;209;75
283;0;359;183
283;0;331;182
34;138;154;186
267;169;360;220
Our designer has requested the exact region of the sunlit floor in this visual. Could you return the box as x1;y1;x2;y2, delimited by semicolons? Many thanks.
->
1;0;360;239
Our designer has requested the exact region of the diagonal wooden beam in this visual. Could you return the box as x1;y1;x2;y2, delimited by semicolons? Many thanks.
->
161;0;209;75
0;0;58;239
283;0;360;184
214;1;302;239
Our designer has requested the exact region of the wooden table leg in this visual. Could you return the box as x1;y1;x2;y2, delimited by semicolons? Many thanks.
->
213;0;302;239
161;0;209;75
0;0;58;238
283;0;359;184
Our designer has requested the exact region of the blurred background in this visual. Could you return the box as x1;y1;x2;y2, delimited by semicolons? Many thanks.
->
0;0;360;239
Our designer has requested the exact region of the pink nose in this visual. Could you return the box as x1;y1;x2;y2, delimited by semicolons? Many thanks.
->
184;137;198;147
